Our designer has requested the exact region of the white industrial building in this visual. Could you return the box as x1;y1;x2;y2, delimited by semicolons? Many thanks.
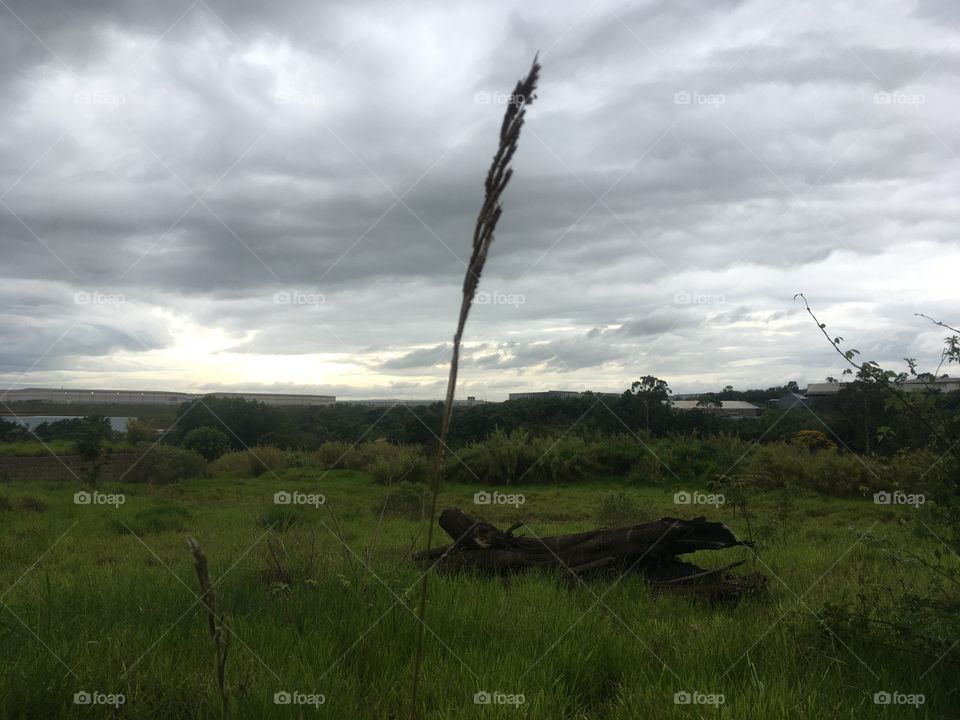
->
1;388;335;407
668;400;762;418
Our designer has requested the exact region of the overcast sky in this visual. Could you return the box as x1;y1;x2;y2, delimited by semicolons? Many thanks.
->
1;0;957;400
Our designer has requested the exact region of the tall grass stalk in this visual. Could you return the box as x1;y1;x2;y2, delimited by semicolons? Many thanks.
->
409;55;541;719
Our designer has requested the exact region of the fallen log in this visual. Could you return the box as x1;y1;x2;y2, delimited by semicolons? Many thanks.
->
413;507;766;600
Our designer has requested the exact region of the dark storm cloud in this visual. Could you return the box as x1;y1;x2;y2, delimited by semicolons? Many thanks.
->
1;0;958;396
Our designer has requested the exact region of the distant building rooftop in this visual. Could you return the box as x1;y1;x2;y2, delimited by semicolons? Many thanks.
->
668;400;762;416
1;388;335;407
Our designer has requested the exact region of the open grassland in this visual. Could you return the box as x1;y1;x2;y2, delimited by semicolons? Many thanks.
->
0;471;954;718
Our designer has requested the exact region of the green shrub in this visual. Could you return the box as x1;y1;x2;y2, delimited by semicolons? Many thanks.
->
182;426;231;461
125;419;154;445
374;481;432;520
126;443;207;484
593;435;649;475
247;446;289;477
0;495;13;512
208;450;250;476
313;441;363;470
366;444;430;485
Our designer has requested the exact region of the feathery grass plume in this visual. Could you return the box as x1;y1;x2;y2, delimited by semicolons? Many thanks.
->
409;54;541;719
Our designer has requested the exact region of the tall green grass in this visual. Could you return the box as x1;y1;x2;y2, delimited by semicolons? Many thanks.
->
0;471;954;718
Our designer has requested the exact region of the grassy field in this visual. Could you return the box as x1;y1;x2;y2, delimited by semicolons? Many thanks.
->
0;470;953;718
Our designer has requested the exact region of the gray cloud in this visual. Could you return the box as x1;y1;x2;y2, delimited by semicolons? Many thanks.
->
1;0;958;398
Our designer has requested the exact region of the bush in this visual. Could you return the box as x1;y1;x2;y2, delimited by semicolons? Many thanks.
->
595;491;641;527
792;429;837;452
208;450;251;476
366;444;430;485
313;441;363;470
126;443;207;484
374;482;432;520
247;446;289;477
183;426;231;461
738;442;886;496
524;435;596;484
125;419;154;445
447;429;599;485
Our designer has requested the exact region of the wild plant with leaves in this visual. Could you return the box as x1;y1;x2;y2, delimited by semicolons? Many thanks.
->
797;293;960;666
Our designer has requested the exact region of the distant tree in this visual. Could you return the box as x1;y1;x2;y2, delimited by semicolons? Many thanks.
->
183;426;231;461
0;417;28;442
125;418;154;445
76;416;112;483
630;375;671;399
628;376;672;431
176;397;279;449
787;380;800;393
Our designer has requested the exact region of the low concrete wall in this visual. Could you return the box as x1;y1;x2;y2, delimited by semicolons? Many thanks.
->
0;453;143;482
